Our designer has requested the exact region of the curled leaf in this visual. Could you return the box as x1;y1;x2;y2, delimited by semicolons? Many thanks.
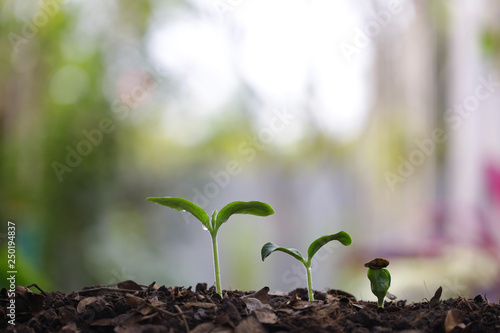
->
307;231;352;263
261;242;305;265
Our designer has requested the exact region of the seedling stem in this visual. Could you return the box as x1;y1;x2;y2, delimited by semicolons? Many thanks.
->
211;233;221;295
306;266;314;301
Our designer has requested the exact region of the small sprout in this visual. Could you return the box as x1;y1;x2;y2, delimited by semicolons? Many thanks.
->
365;258;391;308
147;197;274;296
261;231;352;301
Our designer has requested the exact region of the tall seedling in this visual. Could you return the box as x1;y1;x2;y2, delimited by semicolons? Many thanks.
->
147;197;274;296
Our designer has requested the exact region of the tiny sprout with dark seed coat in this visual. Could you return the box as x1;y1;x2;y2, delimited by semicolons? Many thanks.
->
365;257;391;308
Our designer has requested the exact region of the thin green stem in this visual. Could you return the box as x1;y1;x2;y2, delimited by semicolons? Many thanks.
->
306;265;314;301
211;233;222;296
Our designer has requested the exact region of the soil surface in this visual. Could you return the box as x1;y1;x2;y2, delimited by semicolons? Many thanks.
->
1;281;499;332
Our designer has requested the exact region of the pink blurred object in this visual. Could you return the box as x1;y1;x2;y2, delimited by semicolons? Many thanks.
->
486;162;500;206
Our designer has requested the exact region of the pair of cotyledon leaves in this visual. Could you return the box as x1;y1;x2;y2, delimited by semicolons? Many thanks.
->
261;231;352;267
147;197;352;264
146;197;274;235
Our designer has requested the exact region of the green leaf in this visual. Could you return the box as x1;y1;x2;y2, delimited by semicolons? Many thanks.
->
307;231;352;263
147;197;210;229
211;210;218;230
367;268;391;307
261;242;306;265
215;201;274;230
368;268;391;293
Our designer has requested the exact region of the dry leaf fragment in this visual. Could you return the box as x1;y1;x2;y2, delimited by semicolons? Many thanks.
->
386;291;397;300
77;297;101;314
242;297;277;324
149;300;166;308
15;286;45;313
215;301;241;328
115;325;169;333
253;310;278;325
89;317;114;326
235;314;267;333
137;303;155;316
317;303;340;316
58;307;79;324
352;303;364;310
276;308;294;314
190;322;216;333
59;322;78;333
117;280;143;291
241;286;272;305
184;302;217;308
413;313;426;324
429;286;442;308
288;298;315;310
473;294;484;303
325;294;337;303
209;326;233;333
125;294;145;308
243;298;273;311
445;309;465;333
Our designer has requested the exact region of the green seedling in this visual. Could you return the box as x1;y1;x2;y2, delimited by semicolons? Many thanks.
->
365;258;391;308
261;231;352;301
147;197;274;296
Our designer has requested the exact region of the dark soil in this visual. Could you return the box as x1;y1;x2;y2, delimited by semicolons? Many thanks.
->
1;281;499;332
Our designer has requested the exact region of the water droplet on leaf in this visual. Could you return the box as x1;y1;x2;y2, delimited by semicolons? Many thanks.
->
202;225;208;231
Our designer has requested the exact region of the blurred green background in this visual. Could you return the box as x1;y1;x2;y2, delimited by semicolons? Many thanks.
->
2;0;500;302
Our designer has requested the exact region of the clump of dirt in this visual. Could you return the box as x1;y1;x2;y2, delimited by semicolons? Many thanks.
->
1;281;499;332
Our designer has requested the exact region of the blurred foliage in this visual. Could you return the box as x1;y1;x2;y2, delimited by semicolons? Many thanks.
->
481;27;500;59
0;1;139;290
